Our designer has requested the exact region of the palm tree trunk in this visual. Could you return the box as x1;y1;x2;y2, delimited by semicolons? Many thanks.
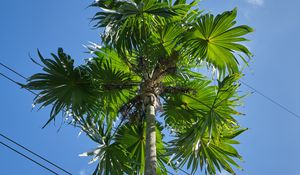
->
145;95;157;175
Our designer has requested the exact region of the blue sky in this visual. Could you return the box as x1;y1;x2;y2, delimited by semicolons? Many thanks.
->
0;0;299;175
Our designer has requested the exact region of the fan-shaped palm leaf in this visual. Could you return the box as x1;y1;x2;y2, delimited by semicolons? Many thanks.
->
185;8;253;77
92;0;178;54
170;125;247;175
165;74;245;174
26;48;99;127
78;115;133;175
115;122;170;175
26;47;140;127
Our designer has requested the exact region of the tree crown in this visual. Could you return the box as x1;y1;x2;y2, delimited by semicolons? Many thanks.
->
25;0;253;174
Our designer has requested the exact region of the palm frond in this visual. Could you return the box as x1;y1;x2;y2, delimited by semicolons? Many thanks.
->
162;79;212;129
165;74;245;174
92;0;184;54
26;47;141;127
150;23;185;56
177;74;243;136
170;125;247;175
87;54;140;117
184;8;253;77
26;48;99;127
81;118;171;175
115;122;170;175
79;116;133;175
87;45;137;73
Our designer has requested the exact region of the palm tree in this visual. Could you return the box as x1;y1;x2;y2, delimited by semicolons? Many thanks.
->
25;0;253;174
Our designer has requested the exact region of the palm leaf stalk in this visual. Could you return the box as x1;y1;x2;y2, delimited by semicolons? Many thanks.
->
25;0;253;174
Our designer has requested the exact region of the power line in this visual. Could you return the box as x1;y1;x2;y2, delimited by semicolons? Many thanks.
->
0;61;37;95
240;80;300;120
0;72;38;96
0;63;73;174
0;62;37;95
0;133;73;175
0;141;59;175
0;62;27;80
0;72;23;86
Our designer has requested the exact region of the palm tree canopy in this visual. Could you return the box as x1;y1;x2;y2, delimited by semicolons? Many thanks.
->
25;0;253;174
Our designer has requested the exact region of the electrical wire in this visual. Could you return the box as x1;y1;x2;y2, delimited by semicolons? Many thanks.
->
0;141;59;175
240;80;300;120
0;72;38;95
0;62;37;94
0;61;37;95
0;63;73;174
0;62;27;80
0;72;22;86
0;133;72;175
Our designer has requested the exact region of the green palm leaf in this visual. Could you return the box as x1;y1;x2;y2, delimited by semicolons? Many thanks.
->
184;8;253;77
87;59;138;116
150;23;185;56
170;125;247;175
26;47;140;127
26;48;99;127
115;122;170;175
162;79;213;130
166;74;242;136
79;116;133;175
92;0;185;54
166;74;245;174
80;118;171;175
